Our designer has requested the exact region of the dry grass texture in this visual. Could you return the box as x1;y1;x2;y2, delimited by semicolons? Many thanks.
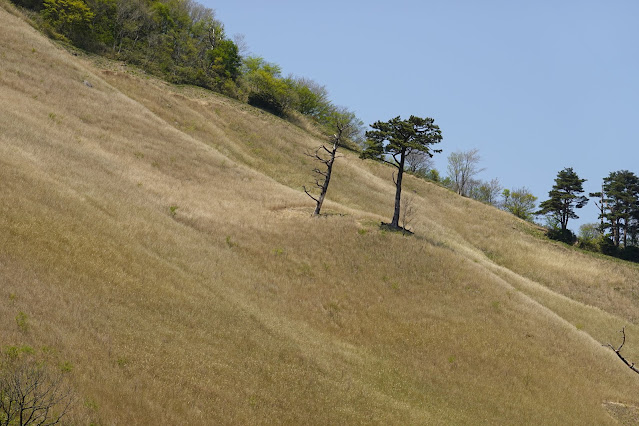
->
2;3;639;424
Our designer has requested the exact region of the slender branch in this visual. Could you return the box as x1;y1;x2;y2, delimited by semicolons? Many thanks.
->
306;155;330;166
303;151;317;159
377;157;399;168
312;168;328;178
319;145;332;155
392;152;401;165
603;327;639;375
302;186;319;203
304;146;331;164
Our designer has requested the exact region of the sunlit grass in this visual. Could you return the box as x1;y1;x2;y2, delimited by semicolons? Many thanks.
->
1;2;639;423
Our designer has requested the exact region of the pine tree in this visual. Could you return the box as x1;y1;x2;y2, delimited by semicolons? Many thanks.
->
602;170;639;248
537;167;588;232
361;116;442;229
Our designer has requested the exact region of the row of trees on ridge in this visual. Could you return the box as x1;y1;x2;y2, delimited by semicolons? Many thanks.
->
398;146;639;263
526;166;639;262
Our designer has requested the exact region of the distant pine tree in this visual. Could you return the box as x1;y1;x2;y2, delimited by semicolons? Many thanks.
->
537;167;588;233
601;170;639;248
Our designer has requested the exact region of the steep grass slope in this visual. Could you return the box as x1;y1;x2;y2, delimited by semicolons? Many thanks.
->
1;3;639;424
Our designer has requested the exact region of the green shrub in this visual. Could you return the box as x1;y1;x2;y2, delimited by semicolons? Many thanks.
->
248;91;285;116
600;238;619;257
546;228;576;244
619;246;639;262
41;0;95;46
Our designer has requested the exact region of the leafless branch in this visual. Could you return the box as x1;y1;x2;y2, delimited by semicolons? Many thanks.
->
305;147;331;166
303;186;319;203
603;327;639;375
0;357;75;425
310;168;327;178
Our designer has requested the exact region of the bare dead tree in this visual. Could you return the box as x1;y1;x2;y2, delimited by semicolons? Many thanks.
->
304;143;339;216
603;327;639;375
0;358;74;425
303;107;362;216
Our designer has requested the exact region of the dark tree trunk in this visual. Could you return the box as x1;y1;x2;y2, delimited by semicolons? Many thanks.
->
604;327;639;375
390;148;406;228
312;140;338;215
613;218;620;247
313;181;328;216
304;138;339;216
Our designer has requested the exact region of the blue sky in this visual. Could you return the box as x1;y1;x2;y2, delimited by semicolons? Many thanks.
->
204;0;639;230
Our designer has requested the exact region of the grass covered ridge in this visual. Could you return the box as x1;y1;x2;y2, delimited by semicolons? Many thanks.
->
1;3;639;423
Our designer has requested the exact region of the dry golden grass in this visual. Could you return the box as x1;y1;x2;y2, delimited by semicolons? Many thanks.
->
2;2;639;423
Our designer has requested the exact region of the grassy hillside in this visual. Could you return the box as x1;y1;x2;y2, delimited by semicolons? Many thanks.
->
2;2;639;424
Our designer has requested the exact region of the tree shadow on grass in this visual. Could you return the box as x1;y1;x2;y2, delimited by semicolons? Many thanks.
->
380;222;414;236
